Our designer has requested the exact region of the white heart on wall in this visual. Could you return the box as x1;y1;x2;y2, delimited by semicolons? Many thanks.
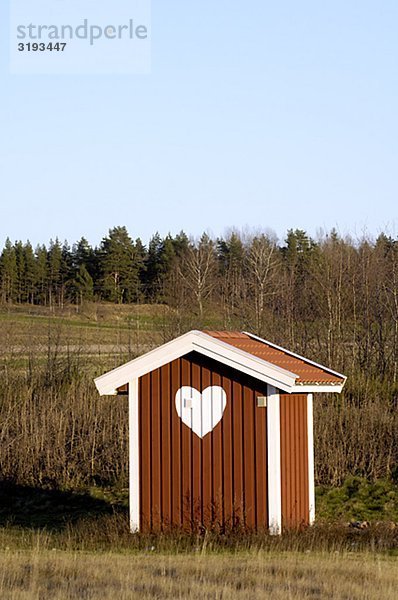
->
175;386;227;439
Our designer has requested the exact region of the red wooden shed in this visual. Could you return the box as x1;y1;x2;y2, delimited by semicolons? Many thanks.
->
95;330;346;534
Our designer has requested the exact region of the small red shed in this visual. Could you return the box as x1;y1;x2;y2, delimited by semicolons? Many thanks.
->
95;331;346;534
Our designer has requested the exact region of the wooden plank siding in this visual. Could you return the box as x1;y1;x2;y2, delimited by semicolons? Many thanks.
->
138;351;269;532
279;394;309;530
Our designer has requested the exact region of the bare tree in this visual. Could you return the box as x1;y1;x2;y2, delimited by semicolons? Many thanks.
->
382;239;398;383
246;234;279;334
179;234;218;319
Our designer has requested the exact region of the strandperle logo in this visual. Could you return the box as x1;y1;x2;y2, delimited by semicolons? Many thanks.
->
16;19;149;46
10;0;151;75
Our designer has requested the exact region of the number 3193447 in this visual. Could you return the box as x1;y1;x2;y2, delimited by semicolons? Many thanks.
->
18;42;67;52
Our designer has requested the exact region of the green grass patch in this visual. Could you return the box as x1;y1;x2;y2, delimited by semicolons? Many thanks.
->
316;477;398;522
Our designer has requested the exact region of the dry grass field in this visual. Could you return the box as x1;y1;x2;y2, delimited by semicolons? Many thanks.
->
1;515;398;599
0;303;167;370
0;549;397;600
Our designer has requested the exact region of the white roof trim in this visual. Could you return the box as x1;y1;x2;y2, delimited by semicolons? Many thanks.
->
95;330;346;396
290;384;345;394
244;331;347;386
95;330;299;396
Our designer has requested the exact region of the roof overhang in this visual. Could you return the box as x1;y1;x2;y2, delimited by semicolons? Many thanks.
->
244;332;347;393
94;330;346;396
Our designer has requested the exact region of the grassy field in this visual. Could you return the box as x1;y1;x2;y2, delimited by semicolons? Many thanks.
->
0;548;397;599
1;489;398;599
0;302;168;372
1;302;398;598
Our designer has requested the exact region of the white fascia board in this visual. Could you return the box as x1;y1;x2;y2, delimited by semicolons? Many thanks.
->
95;330;298;396
94;331;195;395
244;331;347;384
290;384;345;394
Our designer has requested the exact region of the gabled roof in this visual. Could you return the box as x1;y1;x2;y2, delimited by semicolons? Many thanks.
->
205;331;345;385
95;330;346;396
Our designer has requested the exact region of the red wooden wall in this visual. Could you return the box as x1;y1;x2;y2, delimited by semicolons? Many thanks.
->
138;352;268;531
280;393;310;529
138;351;309;532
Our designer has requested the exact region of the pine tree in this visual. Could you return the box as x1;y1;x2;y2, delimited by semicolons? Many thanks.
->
75;264;94;304
14;241;25;303
173;231;189;257
100;226;137;303
144;232;164;301
35;245;48;306
23;242;37;304
72;237;99;300
59;241;73;306
72;238;96;275
132;238;147;302
48;239;62;308
0;238;17;303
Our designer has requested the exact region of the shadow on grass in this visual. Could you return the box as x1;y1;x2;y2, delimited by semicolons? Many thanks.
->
1;481;398;555
0;480;126;530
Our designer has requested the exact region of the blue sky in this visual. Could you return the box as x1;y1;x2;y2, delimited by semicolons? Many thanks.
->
1;1;397;248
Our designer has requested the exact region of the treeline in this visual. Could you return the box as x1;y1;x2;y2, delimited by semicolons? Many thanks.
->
1;225;398;380
0;227;189;306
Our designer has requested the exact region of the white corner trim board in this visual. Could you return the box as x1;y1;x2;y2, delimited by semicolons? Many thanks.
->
267;385;282;535
129;379;140;532
307;393;315;525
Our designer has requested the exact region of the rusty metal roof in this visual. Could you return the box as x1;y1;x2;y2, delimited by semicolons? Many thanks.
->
204;331;345;386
